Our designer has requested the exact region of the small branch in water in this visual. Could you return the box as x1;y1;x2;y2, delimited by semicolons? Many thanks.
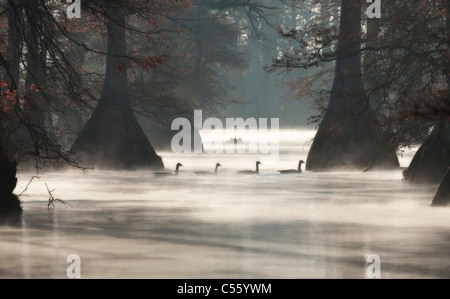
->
363;160;376;173
46;183;71;209
17;176;40;197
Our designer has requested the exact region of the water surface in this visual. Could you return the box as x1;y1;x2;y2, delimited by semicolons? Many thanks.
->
1;130;448;279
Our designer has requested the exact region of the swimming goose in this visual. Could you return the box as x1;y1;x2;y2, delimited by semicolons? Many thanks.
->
194;163;222;175
238;161;261;174
154;163;183;176
279;160;305;174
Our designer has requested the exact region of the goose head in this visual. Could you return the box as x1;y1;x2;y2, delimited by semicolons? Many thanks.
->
298;160;305;171
214;163;222;174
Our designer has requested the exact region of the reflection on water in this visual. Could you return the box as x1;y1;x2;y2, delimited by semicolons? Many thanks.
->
1;130;449;278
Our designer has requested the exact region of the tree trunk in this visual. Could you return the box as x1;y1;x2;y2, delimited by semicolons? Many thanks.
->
0;156;22;216
306;0;399;171
25;24;50;135
431;0;450;207
406;2;450;184
71;9;164;169
5;0;22;91
1;1;22;218
16;2;63;167
404;124;450;184
431;168;450;207
447;0;450;91
364;17;383;111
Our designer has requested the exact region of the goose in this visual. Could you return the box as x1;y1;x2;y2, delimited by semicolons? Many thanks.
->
238;161;261;174
279;160;305;174
154;163;183;176
194;163;222;175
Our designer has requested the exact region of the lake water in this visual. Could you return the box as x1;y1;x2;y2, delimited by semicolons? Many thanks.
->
1;130;449;279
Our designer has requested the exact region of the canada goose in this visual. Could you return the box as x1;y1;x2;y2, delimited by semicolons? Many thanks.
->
154;163;183;176
279;160;305;174
194;163;222;175
238;161;261;174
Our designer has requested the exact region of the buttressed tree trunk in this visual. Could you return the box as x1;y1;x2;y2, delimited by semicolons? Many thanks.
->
431;168;450;207
71;8;164;169
404;124;450;184
405;2;450;184
430;0;450;206
0;156;22;216
0;1;22;217
306;0;399;171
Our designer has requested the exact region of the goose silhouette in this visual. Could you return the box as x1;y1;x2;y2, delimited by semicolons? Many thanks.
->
154;163;183;176
279;160;305;174
194;163;222;175
238;161;261;174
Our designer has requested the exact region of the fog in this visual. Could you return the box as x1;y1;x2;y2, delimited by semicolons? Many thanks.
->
0;130;449;279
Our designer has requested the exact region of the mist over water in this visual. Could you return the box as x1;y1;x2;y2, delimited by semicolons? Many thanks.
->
1;130;449;278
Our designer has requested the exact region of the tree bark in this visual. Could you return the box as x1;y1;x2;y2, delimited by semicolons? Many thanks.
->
431;168;450;207
71;8;164;169
404;124;450;184
0;156;22;216
364;17;383;111
447;0;450;91
306;0;399;171
406;2;450;184
25;20;51;136
5;0;22;91
0;1;22;218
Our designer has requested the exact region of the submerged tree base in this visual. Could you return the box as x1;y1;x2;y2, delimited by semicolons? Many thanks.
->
405;125;450;184
431;169;450;207
304;0;399;172
0;158;22;220
71;103;164;170
0;194;22;224
306;124;400;171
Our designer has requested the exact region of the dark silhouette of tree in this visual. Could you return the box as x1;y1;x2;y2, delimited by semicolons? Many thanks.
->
273;0;449;208
0;0;86;215
70;4;165;169
432;168;450;207
389;0;450;185
404;125;450;184
273;0;399;170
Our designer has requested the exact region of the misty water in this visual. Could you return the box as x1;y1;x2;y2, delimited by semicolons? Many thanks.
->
1;130;449;279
